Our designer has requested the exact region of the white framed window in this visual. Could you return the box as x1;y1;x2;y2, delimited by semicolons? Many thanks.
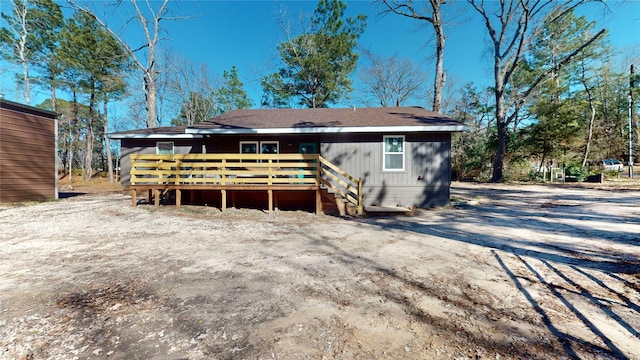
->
239;141;279;154
156;141;174;155
239;141;278;162
383;135;404;171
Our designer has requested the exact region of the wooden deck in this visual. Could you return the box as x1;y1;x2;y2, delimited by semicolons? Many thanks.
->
127;153;363;214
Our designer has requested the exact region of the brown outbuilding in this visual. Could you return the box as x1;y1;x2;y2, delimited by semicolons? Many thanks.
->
0;99;58;202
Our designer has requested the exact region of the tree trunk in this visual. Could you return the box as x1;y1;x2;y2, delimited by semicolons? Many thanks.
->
103;96;114;183
492;118;507;182
145;74;158;128
21;56;30;105
581;84;596;167
69;90;79;184
491;52;507;182
84;123;94;180
431;1;445;113
15;0;30;105
85;82;96;180
49;77;57;112
381;0;446;113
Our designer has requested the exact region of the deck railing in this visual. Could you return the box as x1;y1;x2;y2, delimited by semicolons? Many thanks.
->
129;153;363;213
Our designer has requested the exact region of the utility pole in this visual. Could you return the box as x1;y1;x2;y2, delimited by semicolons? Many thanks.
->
630;64;635;178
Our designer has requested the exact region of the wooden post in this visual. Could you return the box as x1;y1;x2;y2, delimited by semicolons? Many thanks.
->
268;189;273;212
357;177;364;215
221;189;227;214
274;191;279;210
316;188;322;214
154;189;160;207
176;189;181;210
175;159;181;185
131;189;137;207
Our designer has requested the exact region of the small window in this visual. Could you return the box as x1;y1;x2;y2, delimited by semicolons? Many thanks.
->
260;141;279;154
156;141;174;155
383;136;404;171
240;141;258;154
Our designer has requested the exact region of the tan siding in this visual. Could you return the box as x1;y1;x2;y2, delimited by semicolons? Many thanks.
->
1;103;57;202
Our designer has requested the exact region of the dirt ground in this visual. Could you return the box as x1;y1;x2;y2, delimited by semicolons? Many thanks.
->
1;181;639;360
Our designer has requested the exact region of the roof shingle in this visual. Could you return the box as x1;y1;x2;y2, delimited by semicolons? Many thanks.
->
189;106;461;130
108;107;465;139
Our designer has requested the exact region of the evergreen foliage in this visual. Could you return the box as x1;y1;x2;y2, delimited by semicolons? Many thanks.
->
263;0;366;108
214;65;252;115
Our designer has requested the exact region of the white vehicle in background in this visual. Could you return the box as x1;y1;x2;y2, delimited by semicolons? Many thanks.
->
599;159;624;172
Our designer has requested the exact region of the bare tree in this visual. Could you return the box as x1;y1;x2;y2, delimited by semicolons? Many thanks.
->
468;0;605;182
1;0;31;104
381;0;446;112
359;51;424;107
161;50;217;125
68;0;189;128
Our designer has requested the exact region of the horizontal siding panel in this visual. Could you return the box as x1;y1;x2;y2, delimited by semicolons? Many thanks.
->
1;142;54;156
0;149;55;162
362;185;450;208
1;169;55;181
1;131;54;145
0;188;54;202
1;183;54;193
1;134;54;145
1;119;55;138
1;117;55;133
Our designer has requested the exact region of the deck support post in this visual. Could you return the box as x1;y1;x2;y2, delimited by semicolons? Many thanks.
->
148;189;152;204
357;177;364;215
221;189;227;214
175;189;181;210
268;189;273;212
315;188;322;214
154;189;160;207
131;189;137;207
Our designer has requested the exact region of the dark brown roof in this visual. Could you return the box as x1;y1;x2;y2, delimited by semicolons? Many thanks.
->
108;107;465;139
188;107;463;133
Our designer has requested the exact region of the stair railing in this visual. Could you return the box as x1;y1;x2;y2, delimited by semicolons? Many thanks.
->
318;155;363;215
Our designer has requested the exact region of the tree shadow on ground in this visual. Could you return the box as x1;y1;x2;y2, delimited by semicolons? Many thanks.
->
349;184;639;359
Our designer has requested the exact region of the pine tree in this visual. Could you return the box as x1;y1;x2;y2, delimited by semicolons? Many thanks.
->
214;66;252;115
264;0;366;108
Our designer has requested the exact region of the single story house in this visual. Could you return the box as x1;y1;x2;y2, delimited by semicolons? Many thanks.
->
108;107;465;214
0;99;58;202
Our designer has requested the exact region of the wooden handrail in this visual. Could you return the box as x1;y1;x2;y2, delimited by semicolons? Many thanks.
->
318;155;363;214
130;153;363;214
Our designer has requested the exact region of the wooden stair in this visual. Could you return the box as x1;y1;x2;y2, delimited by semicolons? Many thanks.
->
319;187;358;216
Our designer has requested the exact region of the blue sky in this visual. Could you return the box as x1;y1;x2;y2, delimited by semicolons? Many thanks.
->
1;0;639;124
